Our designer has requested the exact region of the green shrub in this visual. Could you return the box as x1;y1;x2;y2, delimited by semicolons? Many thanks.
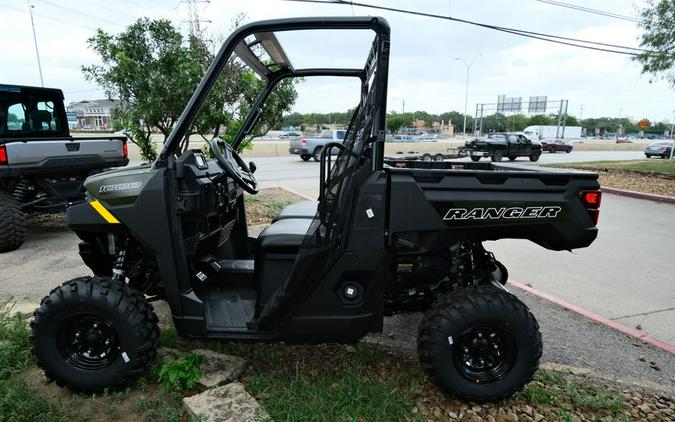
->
157;354;203;393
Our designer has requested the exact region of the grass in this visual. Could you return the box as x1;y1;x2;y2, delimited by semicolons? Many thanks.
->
550;159;675;175
206;341;424;422
245;196;295;225
519;369;625;415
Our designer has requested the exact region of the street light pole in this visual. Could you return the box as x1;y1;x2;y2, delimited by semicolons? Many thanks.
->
455;53;482;137
670;110;675;159
27;0;44;87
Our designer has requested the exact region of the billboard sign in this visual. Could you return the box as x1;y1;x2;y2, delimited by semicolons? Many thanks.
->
497;95;522;113
528;96;547;113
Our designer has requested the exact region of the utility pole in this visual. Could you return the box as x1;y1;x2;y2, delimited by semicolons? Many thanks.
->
182;0;211;38
27;0;44;87
402;99;405;114
455;53;482;138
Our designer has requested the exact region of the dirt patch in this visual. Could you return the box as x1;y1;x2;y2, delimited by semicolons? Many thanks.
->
245;187;306;226
24;213;69;233
598;172;675;197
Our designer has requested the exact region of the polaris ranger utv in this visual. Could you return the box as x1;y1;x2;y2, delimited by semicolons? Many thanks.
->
31;17;601;402
0;84;128;252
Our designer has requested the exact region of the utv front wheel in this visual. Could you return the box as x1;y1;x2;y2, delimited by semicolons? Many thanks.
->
0;191;25;252
417;286;541;402
31;276;159;393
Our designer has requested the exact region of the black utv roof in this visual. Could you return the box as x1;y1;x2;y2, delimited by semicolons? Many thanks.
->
0;84;64;99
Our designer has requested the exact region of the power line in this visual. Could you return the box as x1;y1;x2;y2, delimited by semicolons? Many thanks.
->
535;0;642;23
39;0;123;27
284;0;660;56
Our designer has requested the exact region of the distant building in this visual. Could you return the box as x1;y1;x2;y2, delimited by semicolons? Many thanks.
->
67;99;118;130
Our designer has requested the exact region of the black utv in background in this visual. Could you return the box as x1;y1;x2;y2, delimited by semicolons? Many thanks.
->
0;85;128;252
30;17;602;403
462;133;542;162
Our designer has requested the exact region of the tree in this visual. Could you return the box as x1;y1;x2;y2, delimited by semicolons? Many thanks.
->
527;114;553;126
386;113;409;133
634;0;675;86
83;18;297;161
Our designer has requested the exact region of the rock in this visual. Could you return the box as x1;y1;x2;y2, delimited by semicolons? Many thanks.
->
485;416;496;422
523;404;533;416
191;349;247;389
534;413;545;422
447;411;458;419
636;323;642;330
183;382;268;422
639;355;647;362
650;364;661;371
638;403;651;414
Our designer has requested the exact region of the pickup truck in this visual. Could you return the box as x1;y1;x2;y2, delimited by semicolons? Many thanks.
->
288;129;346;161
0;84;128;252
462;132;542;162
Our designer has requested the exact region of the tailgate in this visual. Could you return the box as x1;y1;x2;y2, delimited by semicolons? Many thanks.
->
1;137;128;176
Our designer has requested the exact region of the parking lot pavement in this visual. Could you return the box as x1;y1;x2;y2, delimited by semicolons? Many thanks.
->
366;287;675;394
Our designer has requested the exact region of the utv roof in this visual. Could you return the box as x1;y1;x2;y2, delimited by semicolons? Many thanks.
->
0;84;64;98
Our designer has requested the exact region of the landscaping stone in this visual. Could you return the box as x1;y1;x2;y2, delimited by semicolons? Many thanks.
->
191;348;247;388
157;347;188;362
183;382;269;422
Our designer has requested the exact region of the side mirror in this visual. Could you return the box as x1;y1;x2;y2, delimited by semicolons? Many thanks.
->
249;161;257;174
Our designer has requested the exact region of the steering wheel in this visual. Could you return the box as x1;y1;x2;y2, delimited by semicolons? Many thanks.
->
209;138;258;194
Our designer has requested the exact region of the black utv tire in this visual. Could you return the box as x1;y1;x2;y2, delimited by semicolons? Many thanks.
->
300;154;311;161
418;285;541;402
0;191;25;253
31;276;159;393
491;151;503;162
470;156;481;162
313;147;322;162
529;151;541;162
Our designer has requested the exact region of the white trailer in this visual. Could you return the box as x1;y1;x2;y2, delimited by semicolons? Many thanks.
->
523;125;582;140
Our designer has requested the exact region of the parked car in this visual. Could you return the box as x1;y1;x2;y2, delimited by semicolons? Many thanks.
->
288;129;346;161
616;137;633;143
0;84;128;252
541;138;573;153
644;141;674;158
279;131;302;139
461;132;542;162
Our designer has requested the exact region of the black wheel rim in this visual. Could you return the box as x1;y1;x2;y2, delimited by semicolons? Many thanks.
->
57;314;120;370
453;326;516;384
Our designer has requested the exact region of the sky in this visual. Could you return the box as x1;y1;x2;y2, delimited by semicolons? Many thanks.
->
1;0;673;123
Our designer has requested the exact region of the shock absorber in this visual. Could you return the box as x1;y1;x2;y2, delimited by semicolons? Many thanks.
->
111;237;129;283
12;180;30;202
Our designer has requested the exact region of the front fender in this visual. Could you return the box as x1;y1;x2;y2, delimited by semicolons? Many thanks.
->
67;201;126;234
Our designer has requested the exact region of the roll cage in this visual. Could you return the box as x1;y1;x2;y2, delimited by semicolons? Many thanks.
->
155;16;391;171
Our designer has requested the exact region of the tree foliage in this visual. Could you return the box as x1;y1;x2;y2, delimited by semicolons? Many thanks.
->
634;0;675;86
83;18;297;161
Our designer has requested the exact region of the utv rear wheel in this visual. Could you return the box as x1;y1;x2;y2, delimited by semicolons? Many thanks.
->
0;191;25;253
417;285;541;402
31;276;159;393
300;154;311;161
491;151;503;162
